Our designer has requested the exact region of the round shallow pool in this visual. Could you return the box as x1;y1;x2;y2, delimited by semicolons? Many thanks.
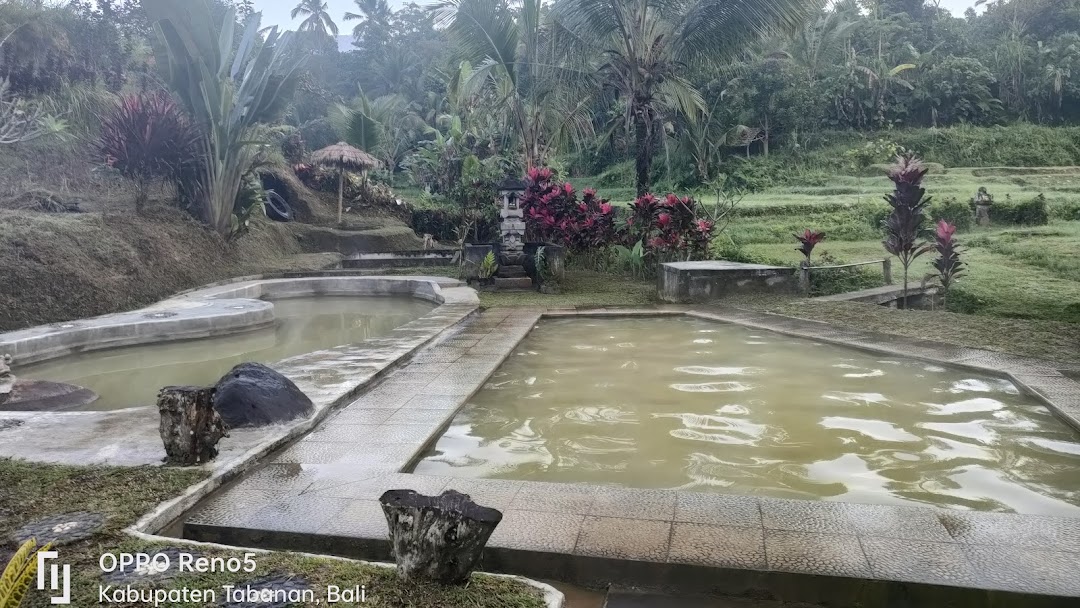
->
19;296;434;410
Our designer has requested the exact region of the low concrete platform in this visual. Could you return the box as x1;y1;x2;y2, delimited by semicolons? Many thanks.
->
658;262;796;303
176;307;1080;606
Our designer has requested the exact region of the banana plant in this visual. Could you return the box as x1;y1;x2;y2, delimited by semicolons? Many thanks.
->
143;0;303;236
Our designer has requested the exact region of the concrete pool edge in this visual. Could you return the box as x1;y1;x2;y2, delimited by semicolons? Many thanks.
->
177;306;1080;603
1;273;465;365
0;275;480;466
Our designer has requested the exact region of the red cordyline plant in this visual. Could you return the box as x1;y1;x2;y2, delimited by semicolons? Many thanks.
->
96;91;201;213
931;219;966;305
628;192;715;260
795;230;826;265
882;154;934;307
521;167;617;254
522;169;715;264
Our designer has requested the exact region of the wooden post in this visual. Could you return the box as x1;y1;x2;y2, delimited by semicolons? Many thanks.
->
157;386;228;466
380;489;502;585
882;258;893;284
337;170;344;224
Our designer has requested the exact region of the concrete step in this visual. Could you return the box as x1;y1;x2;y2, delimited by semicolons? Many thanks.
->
493;277;533;290
497;264;528;278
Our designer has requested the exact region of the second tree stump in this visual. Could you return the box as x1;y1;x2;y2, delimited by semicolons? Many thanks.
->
379;489;503;585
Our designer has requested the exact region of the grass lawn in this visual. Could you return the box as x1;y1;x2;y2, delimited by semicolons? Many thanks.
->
0;459;545;607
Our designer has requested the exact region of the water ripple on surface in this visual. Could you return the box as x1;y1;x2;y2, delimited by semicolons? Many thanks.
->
844;369;885;378
919;420;997;443
692;338;714;344
670;381;755;393
562;406;636;423
820;417;920;442
946;378;1021;394
670;428;761;445
823;391;889;405
1026;437;1080;456
620;360;638;370
563;435;636;454
674;366;763;376
925;397;1003;415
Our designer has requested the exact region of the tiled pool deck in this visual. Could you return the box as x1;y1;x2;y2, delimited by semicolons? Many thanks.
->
183;307;1080;606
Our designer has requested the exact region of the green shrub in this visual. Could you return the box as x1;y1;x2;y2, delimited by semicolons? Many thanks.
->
863;162;945;177
1047;198;1080;221
298;118;339;153
808;252;882;296
772;125;1080;170
868;194;978;234
945;286;987;314
989;194;1050;226
930;197;973;231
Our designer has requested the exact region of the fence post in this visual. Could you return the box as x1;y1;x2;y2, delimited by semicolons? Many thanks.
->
798;262;811;294
882;259;893;284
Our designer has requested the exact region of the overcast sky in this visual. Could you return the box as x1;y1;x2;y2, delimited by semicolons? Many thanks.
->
252;0;984;30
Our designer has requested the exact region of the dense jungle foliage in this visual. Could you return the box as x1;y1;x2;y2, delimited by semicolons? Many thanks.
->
2;0;1078;210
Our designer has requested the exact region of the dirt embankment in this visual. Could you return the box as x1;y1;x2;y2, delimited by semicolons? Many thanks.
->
0;143;425;331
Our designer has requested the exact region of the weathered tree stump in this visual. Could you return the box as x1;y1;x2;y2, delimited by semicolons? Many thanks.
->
379;489;502;585
157;386;229;466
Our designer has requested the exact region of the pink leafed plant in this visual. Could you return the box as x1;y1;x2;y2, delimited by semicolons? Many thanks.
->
794;229;826;264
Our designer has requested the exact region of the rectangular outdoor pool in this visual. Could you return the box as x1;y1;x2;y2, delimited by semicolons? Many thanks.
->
412;316;1080;516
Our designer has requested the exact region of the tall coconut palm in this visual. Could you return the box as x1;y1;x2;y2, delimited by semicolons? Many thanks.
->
553;0;816;195
291;0;338;37
344;0;392;30
433;0;594;169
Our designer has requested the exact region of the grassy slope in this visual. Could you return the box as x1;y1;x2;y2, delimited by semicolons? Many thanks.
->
0;141;428;331
0;459;544;608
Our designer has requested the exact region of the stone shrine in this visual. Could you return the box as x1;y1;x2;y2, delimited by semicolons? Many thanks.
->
494;177;533;290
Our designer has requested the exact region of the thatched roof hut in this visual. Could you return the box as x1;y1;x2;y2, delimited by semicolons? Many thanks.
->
311;142;380;171
310;142;380;224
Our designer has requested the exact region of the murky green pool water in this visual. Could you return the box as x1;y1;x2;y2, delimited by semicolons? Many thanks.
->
413;316;1080;515
21;296;433;411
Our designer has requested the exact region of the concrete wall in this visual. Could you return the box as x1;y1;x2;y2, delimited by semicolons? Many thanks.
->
658;262;797;303
0;276;470;366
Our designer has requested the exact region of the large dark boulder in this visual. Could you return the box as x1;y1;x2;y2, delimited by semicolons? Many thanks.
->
212;363;313;428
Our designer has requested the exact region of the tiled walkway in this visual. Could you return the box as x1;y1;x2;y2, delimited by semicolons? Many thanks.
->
186;307;1080;604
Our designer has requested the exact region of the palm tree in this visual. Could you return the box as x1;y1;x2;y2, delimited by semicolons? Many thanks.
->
553;0;816;196
433;0;594;170
856;56;916;128
291;0;338;37
345;0;392;30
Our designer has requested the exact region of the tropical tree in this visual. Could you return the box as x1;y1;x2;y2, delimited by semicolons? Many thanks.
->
553;0;817;195
433;0;594;170
291;0;338;37
856;56;916;128
144;0;303;236
344;0;391;46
